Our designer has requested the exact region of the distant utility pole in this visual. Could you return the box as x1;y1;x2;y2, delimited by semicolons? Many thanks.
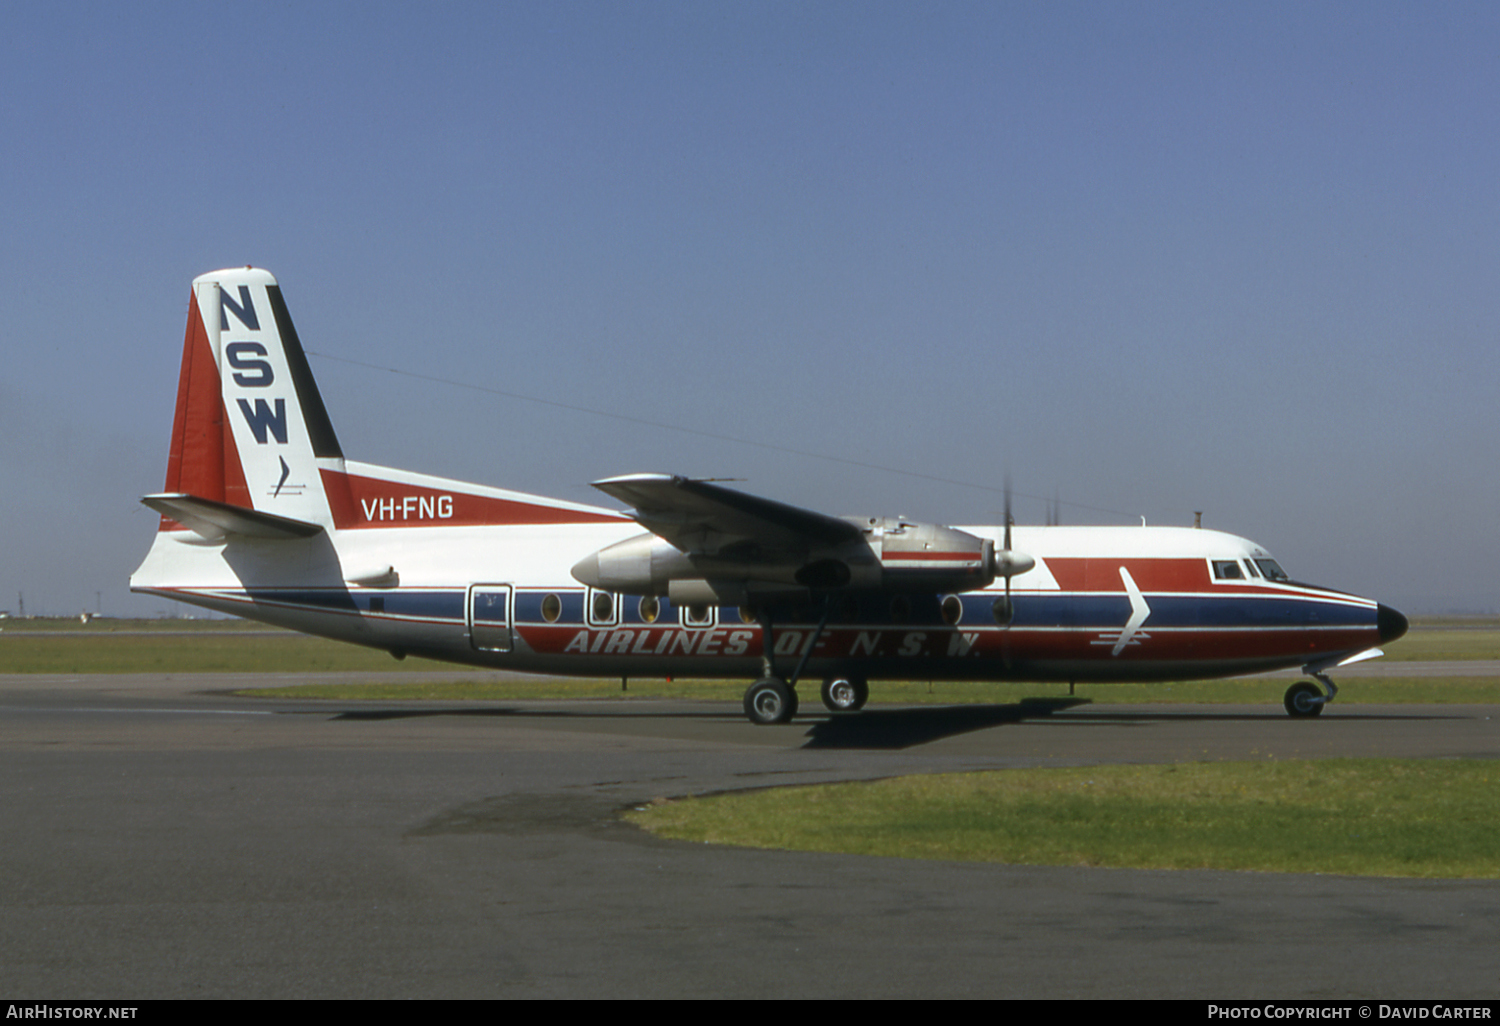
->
17;592;23;618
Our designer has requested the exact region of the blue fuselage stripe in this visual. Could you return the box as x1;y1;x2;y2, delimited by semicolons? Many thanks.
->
225;587;1372;632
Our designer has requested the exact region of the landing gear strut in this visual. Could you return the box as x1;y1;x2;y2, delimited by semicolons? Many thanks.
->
742;598;835;725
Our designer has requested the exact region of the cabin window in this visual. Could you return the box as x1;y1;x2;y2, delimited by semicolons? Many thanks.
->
737;605;758;625
541;593;562;623
1212;560;1244;580
1254;558;1289;582
590;590;615;625
684;603;713;627
992;595;1014;627
638;596;659;624
941;595;963;626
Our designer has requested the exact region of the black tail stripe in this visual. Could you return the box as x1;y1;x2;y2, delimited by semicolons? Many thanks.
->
266;284;344;459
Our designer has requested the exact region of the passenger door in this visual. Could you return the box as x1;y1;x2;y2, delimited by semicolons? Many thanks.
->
468;584;513;652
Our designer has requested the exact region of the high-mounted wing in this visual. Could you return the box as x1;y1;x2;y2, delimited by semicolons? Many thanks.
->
589;474;863;549
572;475;874;601
573;474;1017;603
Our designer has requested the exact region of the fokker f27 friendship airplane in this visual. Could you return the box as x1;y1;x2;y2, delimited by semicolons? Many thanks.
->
131;267;1409;724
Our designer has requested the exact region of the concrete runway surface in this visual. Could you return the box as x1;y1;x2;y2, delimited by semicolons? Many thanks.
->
0;671;1496;999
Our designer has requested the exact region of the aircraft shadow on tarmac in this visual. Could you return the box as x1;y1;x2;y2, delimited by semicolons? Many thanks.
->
319;697;1089;750
314;701;1467;751
799;701;1076;749
800;703;1470;750
318;700;1077;750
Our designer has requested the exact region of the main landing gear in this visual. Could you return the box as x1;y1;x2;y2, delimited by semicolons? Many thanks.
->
743;675;869;725
820;676;869;713
743;599;866;725
1284;670;1339;718
744;677;798;724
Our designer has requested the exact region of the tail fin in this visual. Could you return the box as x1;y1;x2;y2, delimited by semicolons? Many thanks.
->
157;267;344;531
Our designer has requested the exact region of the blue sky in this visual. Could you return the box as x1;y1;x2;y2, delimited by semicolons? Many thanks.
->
2;1;1497;616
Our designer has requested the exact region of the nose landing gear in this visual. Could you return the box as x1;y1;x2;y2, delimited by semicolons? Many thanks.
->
1285;667;1339;718
1283;680;1325;717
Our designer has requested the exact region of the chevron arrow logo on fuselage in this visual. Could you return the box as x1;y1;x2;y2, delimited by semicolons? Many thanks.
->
1112;565;1152;656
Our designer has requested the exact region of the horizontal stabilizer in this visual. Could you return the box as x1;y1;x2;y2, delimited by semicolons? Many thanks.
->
142;493;324;541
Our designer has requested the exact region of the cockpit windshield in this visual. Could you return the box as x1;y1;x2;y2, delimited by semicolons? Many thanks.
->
1254;558;1289;582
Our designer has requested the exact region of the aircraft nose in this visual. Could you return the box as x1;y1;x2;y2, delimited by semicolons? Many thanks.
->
1377;603;1409;644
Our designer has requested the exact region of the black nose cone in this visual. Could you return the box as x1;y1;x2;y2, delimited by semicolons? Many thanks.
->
1377;604;1409;644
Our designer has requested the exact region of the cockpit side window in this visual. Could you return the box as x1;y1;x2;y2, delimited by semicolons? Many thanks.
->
1254;558;1289;582
1212;560;1244;580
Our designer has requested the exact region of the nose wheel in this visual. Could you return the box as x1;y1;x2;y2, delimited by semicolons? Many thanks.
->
1284;679;1330;717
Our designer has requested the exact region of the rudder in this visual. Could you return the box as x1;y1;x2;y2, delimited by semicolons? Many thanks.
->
159;267;344;530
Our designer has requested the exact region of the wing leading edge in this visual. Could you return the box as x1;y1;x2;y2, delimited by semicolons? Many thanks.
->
589;474;863;548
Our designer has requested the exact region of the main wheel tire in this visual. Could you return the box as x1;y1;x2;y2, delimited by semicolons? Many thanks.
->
1284;681;1325;717
744;678;797;725
820;676;869;712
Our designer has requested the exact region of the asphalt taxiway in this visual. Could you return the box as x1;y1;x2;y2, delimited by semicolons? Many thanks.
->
0;672;1496;998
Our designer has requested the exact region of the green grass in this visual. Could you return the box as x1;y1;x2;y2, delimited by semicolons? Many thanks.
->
627;759;1500;878
0;616;272;632
1405;615;1500;629
1383;625;1500;661
0;624;452;674
245;677;721;701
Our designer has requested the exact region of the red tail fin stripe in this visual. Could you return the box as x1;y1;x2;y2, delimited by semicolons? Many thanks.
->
159;291;252;531
164;295;223;502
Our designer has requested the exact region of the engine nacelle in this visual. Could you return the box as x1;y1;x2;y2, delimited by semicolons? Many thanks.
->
871;519;997;592
570;521;1032;597
570;532;691;594
571;531;882;596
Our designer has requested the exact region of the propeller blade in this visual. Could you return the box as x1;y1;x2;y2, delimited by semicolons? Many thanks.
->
1003;474;1013;553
